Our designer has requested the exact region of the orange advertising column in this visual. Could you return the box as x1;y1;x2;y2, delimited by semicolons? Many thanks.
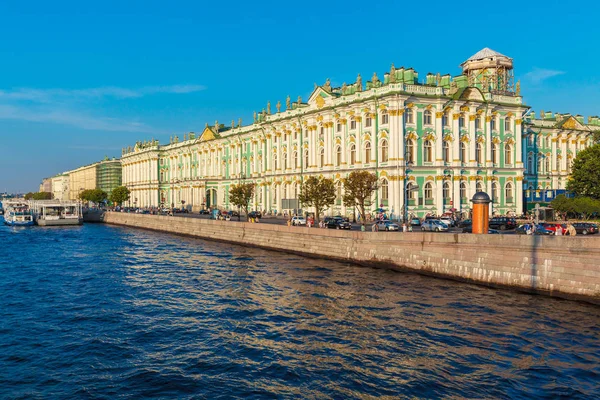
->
471;192;491;234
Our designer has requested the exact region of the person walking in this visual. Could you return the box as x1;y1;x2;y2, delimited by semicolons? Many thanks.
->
567;223;577;236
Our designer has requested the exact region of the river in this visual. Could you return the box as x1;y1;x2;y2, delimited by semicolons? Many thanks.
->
0;223;598;399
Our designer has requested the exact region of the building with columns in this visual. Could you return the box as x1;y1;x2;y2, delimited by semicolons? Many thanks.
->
121;48;597;219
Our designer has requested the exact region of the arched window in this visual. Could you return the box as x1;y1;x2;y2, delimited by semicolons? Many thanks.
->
424;110;432;125
443;181;450;199
424;182;433;199
293;152;298;169
273;154;278;171
504;117;512;132
492;182;499;201
283;152;288;170
424;140;433;163
381;179;389;201
380;139;389;162
335;146;342;166
545;156;551;174
492;143;498;164
476;142;482;164
491;117;496;131
443;140;450;163
319;148;325;167
405;109;414;124
475;117;481;130
365;142;372;164
304;150;309;168
504;144;513;165
442;113;449;127
527;154;534;173
407;182;418;200
460;182;467;199
381;111;389;125
537;156;543;174
505;182;514;203
460;141;467;163
476;181;484;193
350;143;356;165
459;115;465;129
407;139;415;163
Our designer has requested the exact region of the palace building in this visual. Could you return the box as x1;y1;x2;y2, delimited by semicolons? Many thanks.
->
120;48;598;218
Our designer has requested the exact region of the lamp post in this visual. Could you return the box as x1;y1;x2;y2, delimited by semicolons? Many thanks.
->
444;173;455;219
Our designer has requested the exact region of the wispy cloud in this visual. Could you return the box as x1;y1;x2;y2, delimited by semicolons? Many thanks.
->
0;104;166;134
0;84;205;103
524;68;566;84
0;83;203;132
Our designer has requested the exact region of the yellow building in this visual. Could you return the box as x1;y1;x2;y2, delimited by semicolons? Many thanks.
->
68;164;98;200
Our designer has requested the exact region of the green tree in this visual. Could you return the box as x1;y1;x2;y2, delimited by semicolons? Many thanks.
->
592;130;600;145
24;192;34;200
298;176;336;223
566;144;600;199
32;192;52;200
79;189;107;204
229;183;255;221
110;186;131;205
551;194;575;218
342;171;378;227
573;197;600;220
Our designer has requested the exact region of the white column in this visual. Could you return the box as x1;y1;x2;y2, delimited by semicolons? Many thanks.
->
435;112;443;167
452;113;460;167
515;119;523;166
469;115;476;167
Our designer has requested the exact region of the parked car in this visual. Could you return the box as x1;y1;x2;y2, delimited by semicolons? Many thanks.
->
334;215;350;222
488;217;517;230
421;220;449;232
376;220;399;231
174;208;189;214
227;210;240;217
462;224;500;234
291;216;307;226
542;223;566;235
515;224;554;235
327;218;352;230
248;211;262;219
458;219;472;229
410;218;421;227
199;209;210;215
572;222;598;235
440;216;455;227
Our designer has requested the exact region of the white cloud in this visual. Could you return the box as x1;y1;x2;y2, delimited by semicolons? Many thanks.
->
524;68;566;84
0;104;166;134
0;84;205;102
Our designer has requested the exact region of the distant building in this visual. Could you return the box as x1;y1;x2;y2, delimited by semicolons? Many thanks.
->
39;177;52;194
63;157;122;200
51;174;70;201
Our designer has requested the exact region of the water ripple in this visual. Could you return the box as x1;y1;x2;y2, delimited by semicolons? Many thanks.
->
0;223;598;399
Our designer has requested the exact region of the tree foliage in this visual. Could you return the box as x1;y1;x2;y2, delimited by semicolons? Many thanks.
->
566;144;600;199
592;130;600;145
79;189;108;204
342;171;378;226
551;194;600;220
110;186;130;205
25;192;52;200
298;176;336;223
229;183;255;220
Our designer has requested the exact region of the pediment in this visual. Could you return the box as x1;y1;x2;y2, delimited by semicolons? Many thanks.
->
307;87;333;109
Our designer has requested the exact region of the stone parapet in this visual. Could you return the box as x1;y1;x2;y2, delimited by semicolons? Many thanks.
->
104;212;600;304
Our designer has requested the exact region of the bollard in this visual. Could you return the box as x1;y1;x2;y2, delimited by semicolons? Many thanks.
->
470;192;491;234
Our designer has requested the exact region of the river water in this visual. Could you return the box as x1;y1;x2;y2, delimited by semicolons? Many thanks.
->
0;222;598;399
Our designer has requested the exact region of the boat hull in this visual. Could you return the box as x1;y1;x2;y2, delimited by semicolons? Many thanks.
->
4;219;35;226
36;218;82;226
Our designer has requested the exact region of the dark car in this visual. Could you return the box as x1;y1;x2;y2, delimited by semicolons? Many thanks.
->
515;224;553;235
572;222;598;235
462;224;500;234
173;208;189;214
326;218;352;230
410;218;421;226
488;217;517;231
458;219;472;229
227;210;240;217
248;211;262;219
199;209;210;215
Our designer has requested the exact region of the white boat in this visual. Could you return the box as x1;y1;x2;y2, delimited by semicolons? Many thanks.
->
3;201;35;226
29;200;83;226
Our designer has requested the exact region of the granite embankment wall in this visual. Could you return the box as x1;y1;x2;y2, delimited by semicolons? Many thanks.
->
104;212;600;303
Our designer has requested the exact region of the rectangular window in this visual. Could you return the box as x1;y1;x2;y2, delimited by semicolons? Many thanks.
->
350;120;356;130
336;122;341;132
382;113;389;124
365;117;372;127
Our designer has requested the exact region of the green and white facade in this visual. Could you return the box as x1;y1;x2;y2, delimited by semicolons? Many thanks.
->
121;48;597;218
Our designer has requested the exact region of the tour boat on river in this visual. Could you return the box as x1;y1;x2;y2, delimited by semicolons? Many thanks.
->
3;201;35;226
30;200;83;226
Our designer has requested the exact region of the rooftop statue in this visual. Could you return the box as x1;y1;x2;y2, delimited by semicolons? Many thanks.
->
390;63;396;83
232;120;235;128
253;111;257;123
356;74;362;92
323;78;332;92
342;82;347;94
516;80;521;96
267;101;271;115
276;100;281;113
286;95;291;110
372;72;380;85
297;95;302;105
238;117;242;127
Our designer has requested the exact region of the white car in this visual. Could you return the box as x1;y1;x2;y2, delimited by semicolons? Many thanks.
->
440;217;455;227
421;220;449;232
291;216;307;226
376;220;400;231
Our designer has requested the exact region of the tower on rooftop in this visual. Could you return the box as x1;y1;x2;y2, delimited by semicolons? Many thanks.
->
460;47;515;94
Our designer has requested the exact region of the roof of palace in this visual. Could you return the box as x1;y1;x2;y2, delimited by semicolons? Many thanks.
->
463;47;511;63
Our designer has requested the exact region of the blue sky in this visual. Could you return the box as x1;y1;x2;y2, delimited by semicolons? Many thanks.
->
0;0;598;192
